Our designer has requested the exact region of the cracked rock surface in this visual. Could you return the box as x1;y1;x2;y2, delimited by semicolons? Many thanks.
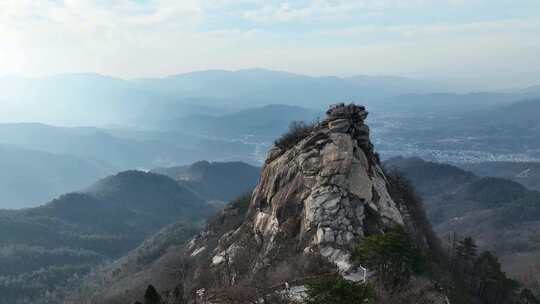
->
187;103;407;280
248;103;404;271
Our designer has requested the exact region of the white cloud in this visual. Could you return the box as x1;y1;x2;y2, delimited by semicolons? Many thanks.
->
0;0;538;88
237;0;492;24
313;18;540;40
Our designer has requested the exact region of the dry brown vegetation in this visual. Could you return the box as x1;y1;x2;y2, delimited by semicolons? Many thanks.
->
274;121;317;150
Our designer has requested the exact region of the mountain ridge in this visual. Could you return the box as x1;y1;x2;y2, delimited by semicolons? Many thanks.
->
84;103;446;303
0;143;112;209
151;161;260;203
0;170;215;304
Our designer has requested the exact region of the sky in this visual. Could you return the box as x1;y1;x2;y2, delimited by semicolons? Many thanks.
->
0;0;539;87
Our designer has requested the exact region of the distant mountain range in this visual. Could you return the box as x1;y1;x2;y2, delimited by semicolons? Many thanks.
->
374;92;538;114
461;161;540;192
2;69;540;209
152;160;260;203
3;96;540;209
0;123;254;169
3;69;538;127
0;144;112;208
133;69;450;108
386;157;540;279
0;123;258;208
170;104;321;140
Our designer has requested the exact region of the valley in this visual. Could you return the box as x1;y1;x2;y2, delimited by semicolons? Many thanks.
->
3;2;540;302
1;71;539;304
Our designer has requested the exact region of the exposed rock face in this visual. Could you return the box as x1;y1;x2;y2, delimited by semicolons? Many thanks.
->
185;103;409;288
248;103;404;272
68;104;446;304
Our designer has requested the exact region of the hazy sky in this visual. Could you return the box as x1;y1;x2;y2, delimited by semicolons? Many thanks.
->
1;0;539;87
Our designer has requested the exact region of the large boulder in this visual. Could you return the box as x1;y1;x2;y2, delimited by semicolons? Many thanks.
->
186;104;407;285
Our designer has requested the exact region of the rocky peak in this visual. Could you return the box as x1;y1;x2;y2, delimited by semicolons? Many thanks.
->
186;103;408;287
323;103;373;156
324;102;368;128
247;103;404;273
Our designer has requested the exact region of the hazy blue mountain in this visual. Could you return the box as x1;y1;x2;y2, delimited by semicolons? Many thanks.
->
133;69;360;107
0;123;257;170
134;69;468;109
171;104;321;141
152;161;260;202
374;92;537;114
522;84;540;94
384;156;476;196
1;69;503;127
0;144;112;208
133;69;304;97
466;98;540;126
386;157;540;277
0;122;259;210
0;123;193;169
0;73;167;126
461;161;540;191
0;170;214;304
503;84;540;95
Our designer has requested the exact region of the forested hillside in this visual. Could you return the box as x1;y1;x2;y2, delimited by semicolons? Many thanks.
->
386;157;540;292
0;170;214;304
152;161;260;202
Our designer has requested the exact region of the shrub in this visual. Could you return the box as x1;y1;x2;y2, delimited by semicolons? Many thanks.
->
352;226;426;290
274;121;316;150
304;275;375;304
230;192;252;214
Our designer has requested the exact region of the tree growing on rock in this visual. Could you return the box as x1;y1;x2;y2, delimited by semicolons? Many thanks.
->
274;121;316;150
352;225;426;290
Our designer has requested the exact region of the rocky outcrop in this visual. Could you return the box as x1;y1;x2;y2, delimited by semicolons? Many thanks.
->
184;103;410;289
76;104;447;304
246;103;404;272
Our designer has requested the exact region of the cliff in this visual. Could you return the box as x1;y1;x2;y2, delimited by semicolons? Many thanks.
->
182;104;437;298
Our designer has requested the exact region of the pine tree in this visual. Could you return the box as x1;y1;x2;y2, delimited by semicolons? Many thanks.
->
462;237;477;258
473;251;519;304
144;285;162;304
352;225;425;289
455;236;477;286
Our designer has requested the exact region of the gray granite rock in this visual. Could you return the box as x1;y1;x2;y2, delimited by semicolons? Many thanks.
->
181;104;446;303
213;103;406;273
